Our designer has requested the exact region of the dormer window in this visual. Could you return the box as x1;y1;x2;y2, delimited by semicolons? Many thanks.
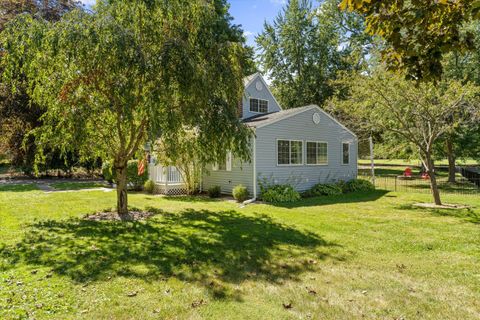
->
250;98;268;113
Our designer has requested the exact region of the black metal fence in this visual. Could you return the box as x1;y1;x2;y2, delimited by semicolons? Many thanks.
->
359;174;480;195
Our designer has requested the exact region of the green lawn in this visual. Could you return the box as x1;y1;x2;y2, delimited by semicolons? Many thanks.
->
49;181;108;190
358;158;479;166
0;185;479;319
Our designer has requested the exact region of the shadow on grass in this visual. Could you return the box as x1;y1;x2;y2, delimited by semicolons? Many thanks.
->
274;190;389;209
0;184;39;192
1;209;336;299
396;204;480;224
160;195;220;203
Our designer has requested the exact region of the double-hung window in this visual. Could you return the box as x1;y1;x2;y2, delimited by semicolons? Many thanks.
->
306;141;328;165
213;151;232;171
250;98;268;113
342;142;350;165
277;140;303;165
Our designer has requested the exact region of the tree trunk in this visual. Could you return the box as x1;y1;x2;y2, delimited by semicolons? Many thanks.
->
115;164;129;218
425;153;442;205
446;139;456;183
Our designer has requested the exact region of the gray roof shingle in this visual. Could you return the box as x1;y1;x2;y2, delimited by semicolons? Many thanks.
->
242;105;316;128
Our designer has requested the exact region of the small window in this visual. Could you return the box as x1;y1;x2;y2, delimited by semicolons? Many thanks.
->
250;98;268;113
342;142;350;165
213;151;232;171
307;142;328;165
277;140;303;165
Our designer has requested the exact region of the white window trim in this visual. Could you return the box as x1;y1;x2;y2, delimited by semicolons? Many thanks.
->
342;142;350;165
305;141;328;166
249;98;269;114
213;151;232;171
226;151;232;171
276;139;304;166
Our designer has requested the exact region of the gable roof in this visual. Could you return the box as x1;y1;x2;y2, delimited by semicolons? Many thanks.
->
242;73;283;111
242;104;357;137
243;73;258;87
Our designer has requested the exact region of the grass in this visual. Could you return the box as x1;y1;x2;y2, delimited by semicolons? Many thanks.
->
358;158;479;166
49;181;107;190
0;187;479;319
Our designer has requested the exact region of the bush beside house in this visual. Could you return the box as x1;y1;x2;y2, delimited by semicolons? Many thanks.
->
102;160;148;190
232;184;249;202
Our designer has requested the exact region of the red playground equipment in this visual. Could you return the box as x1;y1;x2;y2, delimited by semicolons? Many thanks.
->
403;167;412;178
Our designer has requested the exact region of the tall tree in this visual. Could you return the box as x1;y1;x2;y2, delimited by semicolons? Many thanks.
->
340;0;480;81
1;0;252;216
332;71;480;205
256;0;369;109
0;0;81;172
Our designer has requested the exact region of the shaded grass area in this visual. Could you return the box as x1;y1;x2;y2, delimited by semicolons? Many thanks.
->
0;184;39;192
0;188;479;319
49;181;107;190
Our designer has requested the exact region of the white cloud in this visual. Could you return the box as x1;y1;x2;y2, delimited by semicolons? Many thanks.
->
244;31;254;38
270;0;287;5
78;0;96;6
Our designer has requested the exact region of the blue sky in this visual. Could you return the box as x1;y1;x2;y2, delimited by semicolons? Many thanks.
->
229;0;285;47
78;0;285;48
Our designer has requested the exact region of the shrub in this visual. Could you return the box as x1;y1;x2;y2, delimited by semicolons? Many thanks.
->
344;179;375;193
304;183;343;198
101;160;148;190
208;185;221;198
126;160;148;190
232;184;249;202
144;179;155;194
102;161;114;183
261;184;301;203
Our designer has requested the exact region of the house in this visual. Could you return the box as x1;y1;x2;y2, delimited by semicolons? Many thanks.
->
149;73;358;197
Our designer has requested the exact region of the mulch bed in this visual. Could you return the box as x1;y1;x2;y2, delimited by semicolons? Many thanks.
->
84;210;156;221
413;203;471;210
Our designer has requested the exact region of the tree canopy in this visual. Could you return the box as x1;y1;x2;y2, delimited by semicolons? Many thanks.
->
340;0;480;80
256;0;370;109
331;70;480;204
1;0;253;215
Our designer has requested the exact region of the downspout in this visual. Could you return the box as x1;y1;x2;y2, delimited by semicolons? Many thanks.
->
242;132;257;206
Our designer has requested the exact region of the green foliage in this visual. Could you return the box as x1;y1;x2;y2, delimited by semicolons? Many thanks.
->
207;185;221;198
260;184;301;203
331;70;480;204
303;183;343;197
1;0;253;214
102;160;147;190
0;0;81;173
340;0;480;80
256;0;370;109
232;184;249;202
144;179;155;194
126;161;148;191
102;161;114;183
344;179;375;193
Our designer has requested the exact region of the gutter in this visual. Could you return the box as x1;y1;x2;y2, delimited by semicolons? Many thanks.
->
242;134;258;207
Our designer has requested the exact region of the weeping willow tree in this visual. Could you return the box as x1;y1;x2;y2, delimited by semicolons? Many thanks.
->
1;0;252;217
